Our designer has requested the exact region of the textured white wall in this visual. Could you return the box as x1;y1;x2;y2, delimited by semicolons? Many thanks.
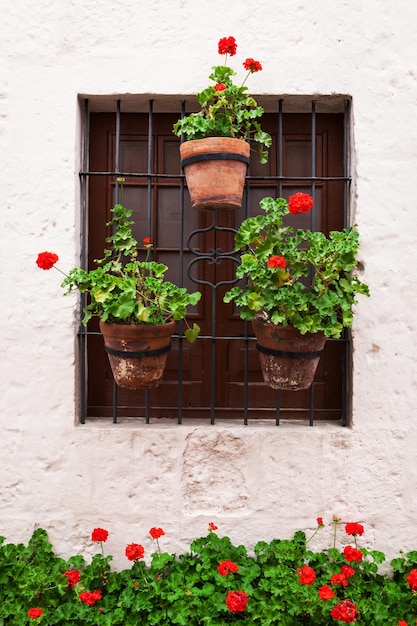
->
1;0;417;566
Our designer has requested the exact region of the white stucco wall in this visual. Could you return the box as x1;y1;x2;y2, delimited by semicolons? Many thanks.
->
1;0;417;566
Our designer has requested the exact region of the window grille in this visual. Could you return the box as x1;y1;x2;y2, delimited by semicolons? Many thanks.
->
79;96;352;426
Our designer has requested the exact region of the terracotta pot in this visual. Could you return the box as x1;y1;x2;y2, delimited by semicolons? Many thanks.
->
99;320;176;390
251;320;326;391
180;137;250;211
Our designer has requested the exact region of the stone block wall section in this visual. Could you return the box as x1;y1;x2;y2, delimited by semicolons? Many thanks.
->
1;0;417;566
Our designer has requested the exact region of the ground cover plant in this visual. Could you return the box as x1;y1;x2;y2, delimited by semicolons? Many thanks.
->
1;518;417;624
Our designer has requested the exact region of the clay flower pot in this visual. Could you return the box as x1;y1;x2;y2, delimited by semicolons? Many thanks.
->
99;320;176;390
252;320;326;391
180;137;250;211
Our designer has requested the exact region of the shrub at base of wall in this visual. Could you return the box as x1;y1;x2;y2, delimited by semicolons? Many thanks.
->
2;518;417;625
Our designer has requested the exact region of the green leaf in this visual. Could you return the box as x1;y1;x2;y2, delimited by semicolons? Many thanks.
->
185;323;200;343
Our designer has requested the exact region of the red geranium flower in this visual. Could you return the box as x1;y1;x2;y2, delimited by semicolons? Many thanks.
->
297;565;316;585
398;621;408;626
208;522;218;531
341;565;355;579
218;36;237;56
125;543;145;561
79;590;102;606
91;528;108;542
288;192;313;214
343;546;363;562
36;251;59;270
330;573;348;586
143;236;152;244
267;255;286;269
64;569;80;587
28;607;43;619
225;590;248;613
243;58;262;72
218;559;239;576
345;522;364;536
406;568;417;591
330;599;358;623
318;584;335;600
149;527;165;539
214;83;227;92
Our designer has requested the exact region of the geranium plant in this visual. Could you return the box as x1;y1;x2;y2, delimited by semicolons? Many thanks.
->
36;178;201;342
223;193;370;338
173;36;272;164
1;518;417;624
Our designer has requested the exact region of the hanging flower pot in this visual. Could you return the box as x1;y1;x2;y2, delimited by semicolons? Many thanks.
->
251;320;326;391
180;137;250;211
99;320;176;390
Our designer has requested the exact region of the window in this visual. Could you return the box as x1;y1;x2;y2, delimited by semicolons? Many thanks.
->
79;96;351;425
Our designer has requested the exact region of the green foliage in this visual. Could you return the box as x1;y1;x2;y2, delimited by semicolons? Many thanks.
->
223;195;370;338
173;41;272;163
60;179;201;339
1;519;417;625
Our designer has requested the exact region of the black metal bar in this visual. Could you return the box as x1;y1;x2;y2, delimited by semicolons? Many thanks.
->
79;98;89;425
111;101;122;423
343;99;350;228
276;390;280;426
311;100;316;230
115;100;121;178
278;99;283;197
145;388;150;424
147;100;153;237
342;99;351;427
274;99;284;425
113;380;118;424
210;215;218;425
79;170;349;182
243;175;250;426
309;100;317;426
177;101;187;425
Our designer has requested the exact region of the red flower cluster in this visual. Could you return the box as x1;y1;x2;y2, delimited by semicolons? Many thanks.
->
297;565;316;585
149;527;165;540
330;599;358;623
91;528;108;542
317;558;356;602
341;565;355;579
406;568;417;591
28;607;43;619
330;573;349;587
225;590;248;613
318;584;335;600
79;590;102;606
214;83;227;92
217;559;239;576
218;36;237;56
288;192;313;215
125;543;145;561
345;522;364;536
267;255;286;269
208;522;218;531
64;569;80;587
243;58;262;72
316;517;324;526
398;621;408;626
343;545;363;562
36;251;58;270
